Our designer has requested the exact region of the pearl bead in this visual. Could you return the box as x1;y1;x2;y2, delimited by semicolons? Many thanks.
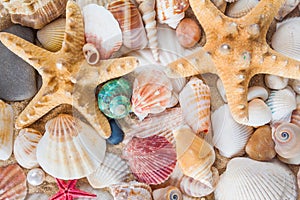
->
27;168;45;186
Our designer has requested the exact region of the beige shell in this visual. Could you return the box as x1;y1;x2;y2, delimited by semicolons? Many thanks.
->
110;181;152;200
290;79;300;94
226;0;259;18
153;186;183;200
275;0;300;21
156;0;185;28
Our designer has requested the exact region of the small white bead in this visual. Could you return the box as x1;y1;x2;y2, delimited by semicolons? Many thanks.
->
27;168;45;186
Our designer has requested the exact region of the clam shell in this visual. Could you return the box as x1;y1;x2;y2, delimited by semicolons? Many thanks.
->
226;0;259;18
214;157;297;200
14;128;42;169
153;186;183;200
36;114;106;180
276;0;300;21
176;18;201;48
0;164;27;200
78;183;114;200
87;153;131;188
212;104;254;158
110;181;152;200
247;86;268;101
123;135;177;185
264;74;289;90
0;100;14;160
245;98;272;126
156;0;185;28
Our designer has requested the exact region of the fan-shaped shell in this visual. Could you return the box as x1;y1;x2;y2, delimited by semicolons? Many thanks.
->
78;183;114;200
0;164;27;200
156;0;185;28
246;98;272;126
216;78;227;102
179;77;211;134
83;4;122;59
214;157;297;200
110;181;152;200
36;114;106;180
0;100;13;160
87;153;131;188
247;86;268;101
153;186;183;200
212;104;254;158
264;74;289;90
14;128;42;169
226;0;259;18
123;135;177;185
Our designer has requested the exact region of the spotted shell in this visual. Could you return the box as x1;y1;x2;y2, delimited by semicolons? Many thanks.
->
226;0;259;18
156;0;185;28
153;186;183;200
110;181;152;200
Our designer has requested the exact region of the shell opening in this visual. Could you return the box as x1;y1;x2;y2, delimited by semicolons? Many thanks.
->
110;96;131;119
83;43;100;65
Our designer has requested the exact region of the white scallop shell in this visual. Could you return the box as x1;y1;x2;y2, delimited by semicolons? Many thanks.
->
264;74;289;90
110;181;152;200
212;104;254;158
216;78;227;102
87;153;131;188
36;114;106;180
276;0;300;21
78;183;114;200
214;157;297;200
245;98;272;126
156;0;185;28
247;86;268;101
226;0;259;18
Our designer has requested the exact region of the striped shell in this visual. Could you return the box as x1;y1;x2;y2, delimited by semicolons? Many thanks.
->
226;0;259;18
110;181;152;200
156;0;185;28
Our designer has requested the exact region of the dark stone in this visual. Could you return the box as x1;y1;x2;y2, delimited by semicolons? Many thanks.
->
107;119;124;145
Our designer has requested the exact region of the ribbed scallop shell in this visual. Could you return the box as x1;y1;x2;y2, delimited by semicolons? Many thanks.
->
36;114;106;180
245;98;272;126
214;157;297;200
107;0;148;50
14;128;42;169
153;186;183;200
110;181;152;200
212;104;254;158
271;17;300;61
0;100;13;161
0;164;27;200
123;135;177;185
179;77;211;134
78;183;114;200
87;153;131;188
156;0;185;28
226;0;259;18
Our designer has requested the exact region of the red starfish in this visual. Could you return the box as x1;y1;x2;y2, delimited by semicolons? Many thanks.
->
50;179;97;200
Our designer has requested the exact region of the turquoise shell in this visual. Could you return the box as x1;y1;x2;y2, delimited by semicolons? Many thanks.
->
98;78;132;119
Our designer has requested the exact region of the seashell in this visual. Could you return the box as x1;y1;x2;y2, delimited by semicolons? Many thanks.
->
264;74;289;90
291;108;300;127
271;17;300;61
107;0;148;50
27;168;45;186
211;0;227;13
1;0;68;29
245;125;276;161
78;183;114;200
36;114;106;180
212;104;254;158
272;122;300;164
123;135;177;185
247;86;268;101
87;153;131;188
216;78;227;102
298;169;300;192
266;88;297;123
179;77;211;134
0;99;13;160
131;68;177;120
275;0;300;21
291;79;300;94
245;98;272;126
26;193;49;200
153;186;183;200
214;157;298;200
110;181;152;200
107;119;124;145
37;18;65;52
182;195;202;200
176;18;201;48
171;77;186;94
98;78;132;119
83;4;122;59
82;43;100;65
14;128;42;169
76;0;112;10
156;0;185;28
0;164;27;200
226;0;259;18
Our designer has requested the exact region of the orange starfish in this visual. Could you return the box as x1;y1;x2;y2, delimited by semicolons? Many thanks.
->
166;0;300;125
0;1;138;138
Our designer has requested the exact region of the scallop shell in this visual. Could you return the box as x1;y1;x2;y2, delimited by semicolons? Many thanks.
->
276;0;300;21
247;86;268;101
212;104;254;158
245;98;272;126
110;181;152;200
82;43;100;65
179;77;211;134
214;157;297;200
107;0;148;50
271;17;300;61
78;183;114;200
156;0;185;28
14;128;42;169
153;186;183;200
176;18;201;48
1;0;68;29
0;100;13;161
87;153;131;188
0;164;27;200
36;114;106;180
226;0;259;18
123;135;177;185
264;74;289;90
83;4;122;59
272;122;300;164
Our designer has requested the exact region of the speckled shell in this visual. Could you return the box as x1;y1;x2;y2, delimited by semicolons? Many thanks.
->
276;0;300;21
156;0;185;28
214;157;297;200
0;100;13;160
110;181;152;200
0;164;27;200
1;0;68;29
264;74;289;90
26;193;49;200
14;128;42;169
153;186;183;200
226;0;259;18
123;135;177;185
36;114;106;180
176;18;201;48
245;98;272;126
107;0;148;50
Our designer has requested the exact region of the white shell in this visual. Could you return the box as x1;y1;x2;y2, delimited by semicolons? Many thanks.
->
26;168;45;186
76;0;112;9
276;0;300;21
110;181;152;200
216;78;227;102
291;79;300;94
156;0;185;28
26;193;49;200
0;100;14;161
245;98;272;126
212;104;254;158
214;157;297;200
264;74;289;90
226;0;259;18
247;86;268;101
78;183;114;200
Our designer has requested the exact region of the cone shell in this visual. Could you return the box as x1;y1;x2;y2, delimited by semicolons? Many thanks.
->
87;153;131;188
0;100;14;161
212;104;254;158
36;114;106;180
0;164;27;200
123;135;177;185
179;77;211;134
153;186;183;200
214;157;297;200
156;0;185;28
245;98;272;126
14;128;42;169
226;0;259;18
107;0;148;50
110;181;152;200
264;74;289;90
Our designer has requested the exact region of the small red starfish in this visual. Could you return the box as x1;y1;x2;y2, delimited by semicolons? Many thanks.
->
50;179;97;200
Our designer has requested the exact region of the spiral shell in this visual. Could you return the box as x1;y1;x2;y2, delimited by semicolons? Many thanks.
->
153;186;183;200
226;0;259;18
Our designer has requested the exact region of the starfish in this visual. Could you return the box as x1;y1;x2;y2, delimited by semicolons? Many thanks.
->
166;0;300;125
0;1;138;138
50;179;96;200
